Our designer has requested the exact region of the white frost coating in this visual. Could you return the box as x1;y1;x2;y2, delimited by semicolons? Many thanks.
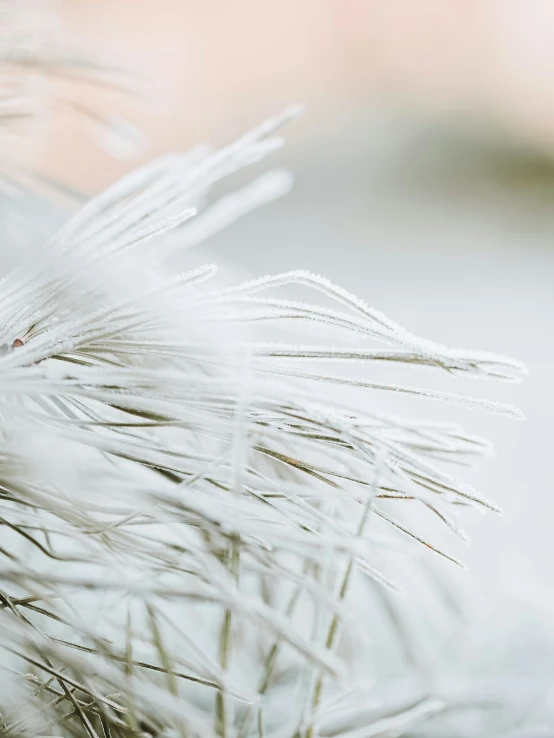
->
204;270;527;382
0;109;526;737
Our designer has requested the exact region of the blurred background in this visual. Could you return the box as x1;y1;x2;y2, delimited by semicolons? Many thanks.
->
4;0;554;729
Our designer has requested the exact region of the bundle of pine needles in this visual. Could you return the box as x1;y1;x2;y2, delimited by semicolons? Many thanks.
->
0;3;532;737
0;100;527;737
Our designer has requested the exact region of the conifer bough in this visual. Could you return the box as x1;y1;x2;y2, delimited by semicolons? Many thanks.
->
0;106;526;737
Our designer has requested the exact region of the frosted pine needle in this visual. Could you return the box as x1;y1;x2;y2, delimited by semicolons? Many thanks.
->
0;110;526;737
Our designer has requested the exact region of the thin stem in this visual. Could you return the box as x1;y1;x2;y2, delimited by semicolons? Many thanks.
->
237;575;306;738
216;535;240;738
304;457;382;738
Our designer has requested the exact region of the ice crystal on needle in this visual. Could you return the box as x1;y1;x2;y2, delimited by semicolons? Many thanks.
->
0;107;526;737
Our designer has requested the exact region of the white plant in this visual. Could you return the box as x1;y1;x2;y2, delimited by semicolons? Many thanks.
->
0;102;527;738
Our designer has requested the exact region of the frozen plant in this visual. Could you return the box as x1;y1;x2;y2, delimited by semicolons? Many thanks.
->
0;104;527;738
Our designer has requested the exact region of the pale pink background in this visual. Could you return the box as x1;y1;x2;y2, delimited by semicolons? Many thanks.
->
35;0;554;190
